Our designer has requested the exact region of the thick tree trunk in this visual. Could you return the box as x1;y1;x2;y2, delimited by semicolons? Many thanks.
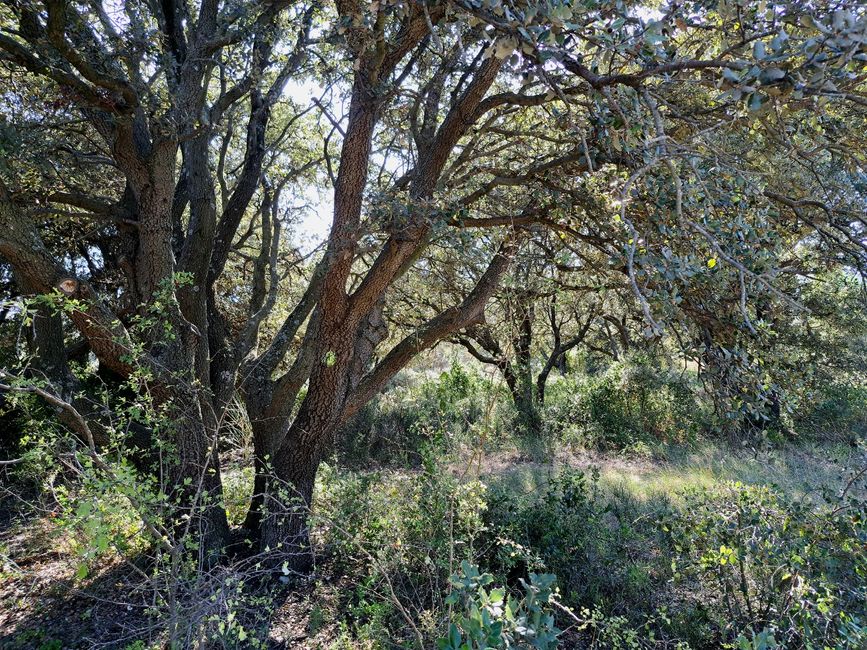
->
511;384;543;437
21;279;75;397
3;193;230;556
243;454;269;536
241;415;284;536
241;41;513;572
258;408;331;572
164;382;230;564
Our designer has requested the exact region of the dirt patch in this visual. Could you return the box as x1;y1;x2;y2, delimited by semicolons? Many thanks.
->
0;511;133;648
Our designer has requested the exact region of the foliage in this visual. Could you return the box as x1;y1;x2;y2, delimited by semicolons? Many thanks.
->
1;0;866;645
544;357;704;451
792;382;867;441
438;561;559;650
314;457;490;645
664;481;867;648
482;467;672;619
336;362;511;466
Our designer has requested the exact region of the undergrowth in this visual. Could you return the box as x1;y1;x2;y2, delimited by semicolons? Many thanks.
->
2;361;866;648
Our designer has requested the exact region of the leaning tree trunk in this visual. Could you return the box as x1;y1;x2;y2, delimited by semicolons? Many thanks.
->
246;32;511;571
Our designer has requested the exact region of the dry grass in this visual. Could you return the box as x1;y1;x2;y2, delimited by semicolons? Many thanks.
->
453;440;864;504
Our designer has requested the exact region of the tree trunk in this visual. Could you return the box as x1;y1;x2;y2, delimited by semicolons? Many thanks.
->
513;300;541;435
257;408;331;572
241;414;284;536
512;384;543;436
166;385;230;564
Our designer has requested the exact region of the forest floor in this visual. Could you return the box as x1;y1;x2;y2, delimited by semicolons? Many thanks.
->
460;440;859;500
0;440;861;649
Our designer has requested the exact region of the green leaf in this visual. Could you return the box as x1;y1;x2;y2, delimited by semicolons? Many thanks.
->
449;623;461;648
753;41;766;59
758;67;786;84
747;93;765;111
722;68;741;83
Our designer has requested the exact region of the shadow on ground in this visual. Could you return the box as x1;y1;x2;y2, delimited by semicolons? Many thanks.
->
0;501;341;649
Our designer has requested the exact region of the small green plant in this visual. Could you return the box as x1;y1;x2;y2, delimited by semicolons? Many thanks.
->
122;642;148;650
438;561;559;649
734;628;778;650
569;604;692;650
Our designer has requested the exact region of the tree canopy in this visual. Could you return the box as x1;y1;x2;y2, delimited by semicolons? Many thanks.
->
0;0;865;569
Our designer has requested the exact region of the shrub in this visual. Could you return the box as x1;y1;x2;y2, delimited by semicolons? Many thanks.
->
792;382;867;441
335;362;511;467
481;468;672;617
664;481;867;648
543;358;703;451
438;561;560;650
314;456;490;645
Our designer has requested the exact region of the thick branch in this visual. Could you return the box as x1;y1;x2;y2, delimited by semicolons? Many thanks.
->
343;233;519;420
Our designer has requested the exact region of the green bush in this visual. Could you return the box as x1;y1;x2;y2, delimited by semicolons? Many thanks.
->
314;456;490;645
543;359;703;451
664;481;867;648
335;362;511;467
481;468;672;617
792;382;867;441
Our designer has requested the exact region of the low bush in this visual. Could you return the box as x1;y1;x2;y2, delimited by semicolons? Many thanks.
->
791;381;867;441
314;455;490;646
542;358;704;451
335;362;512;467
480;468;675;627
438;561;559;650
664;481;867;649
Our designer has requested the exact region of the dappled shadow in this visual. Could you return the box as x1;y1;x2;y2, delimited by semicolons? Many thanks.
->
457;440;863;505
512;432;557;464
0;538;153;648
0;504;340;649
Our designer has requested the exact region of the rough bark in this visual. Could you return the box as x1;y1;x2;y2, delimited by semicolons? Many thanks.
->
0;1;583;572
1;183;229;561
